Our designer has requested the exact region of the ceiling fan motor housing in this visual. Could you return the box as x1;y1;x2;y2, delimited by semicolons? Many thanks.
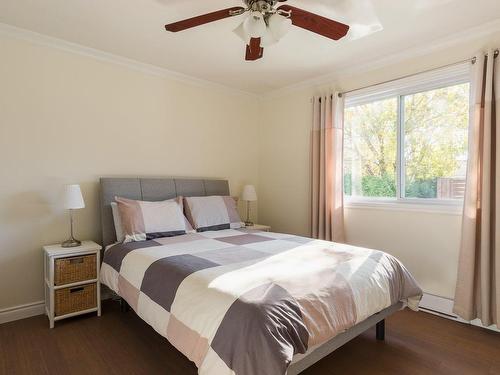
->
241;0;292;23
244;0;278;14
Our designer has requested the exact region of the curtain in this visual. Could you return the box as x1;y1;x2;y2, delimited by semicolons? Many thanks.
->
453;50;499;327
311;94;345;242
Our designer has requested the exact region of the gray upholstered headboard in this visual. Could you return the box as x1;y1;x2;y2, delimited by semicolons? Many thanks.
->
99;177;230;247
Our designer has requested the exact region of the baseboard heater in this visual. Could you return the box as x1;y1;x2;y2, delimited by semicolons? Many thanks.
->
419;293;499;332
419;306;459;320
419;293;459;320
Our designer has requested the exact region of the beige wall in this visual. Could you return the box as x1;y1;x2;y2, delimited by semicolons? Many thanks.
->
0;34;260;310
1;27;499;311
258;31;500;299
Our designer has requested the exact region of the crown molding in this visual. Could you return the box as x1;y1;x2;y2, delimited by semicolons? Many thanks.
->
0;22;258;99
1;18;500;100
263;18;500;99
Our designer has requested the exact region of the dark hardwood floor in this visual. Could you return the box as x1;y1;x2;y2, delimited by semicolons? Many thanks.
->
1;300;499;374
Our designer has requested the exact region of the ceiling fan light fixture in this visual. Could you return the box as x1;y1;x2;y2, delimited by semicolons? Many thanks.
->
243;11;267;38
268;13;292;40
233;21;251;44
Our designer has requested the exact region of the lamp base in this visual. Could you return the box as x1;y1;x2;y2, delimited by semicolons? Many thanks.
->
61;238;82;248
244;221;254;227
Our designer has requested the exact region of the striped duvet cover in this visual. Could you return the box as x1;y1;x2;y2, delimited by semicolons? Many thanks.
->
100;228;422;375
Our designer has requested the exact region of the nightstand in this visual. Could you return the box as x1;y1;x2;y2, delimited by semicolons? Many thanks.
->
43;241;102;328
245;224;271;232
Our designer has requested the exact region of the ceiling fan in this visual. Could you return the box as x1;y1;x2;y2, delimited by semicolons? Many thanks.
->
165;0;350;61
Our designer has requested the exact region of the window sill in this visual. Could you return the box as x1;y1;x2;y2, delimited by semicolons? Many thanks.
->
344;198;463;215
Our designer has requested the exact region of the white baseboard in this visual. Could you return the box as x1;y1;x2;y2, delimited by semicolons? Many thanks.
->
1;292;498;333
0;301;45;324
0;287;115;325
420;293;499;333
0;291;115;326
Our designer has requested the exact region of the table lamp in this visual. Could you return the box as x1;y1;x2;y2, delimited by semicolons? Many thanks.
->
62;184;85;248
241;185;257;226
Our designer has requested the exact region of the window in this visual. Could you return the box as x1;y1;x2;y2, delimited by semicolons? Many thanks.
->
343;64;470;205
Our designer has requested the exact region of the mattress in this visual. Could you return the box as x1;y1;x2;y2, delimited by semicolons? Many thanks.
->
100;228;422;375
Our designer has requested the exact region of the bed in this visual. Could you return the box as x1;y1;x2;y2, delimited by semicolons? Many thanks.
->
99;177;422;375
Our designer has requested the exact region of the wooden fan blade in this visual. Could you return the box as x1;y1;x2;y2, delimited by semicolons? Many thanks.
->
277;5;349;40
245;38;264;61
165;6;245;32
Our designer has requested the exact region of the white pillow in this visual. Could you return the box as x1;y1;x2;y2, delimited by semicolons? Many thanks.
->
111;199;195;243
115;197;187;242
111;202;125;243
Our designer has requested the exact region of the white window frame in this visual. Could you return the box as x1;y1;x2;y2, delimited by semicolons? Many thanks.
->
343;62;471;214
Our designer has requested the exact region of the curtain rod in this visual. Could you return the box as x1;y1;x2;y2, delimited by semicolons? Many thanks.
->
315;49;499;101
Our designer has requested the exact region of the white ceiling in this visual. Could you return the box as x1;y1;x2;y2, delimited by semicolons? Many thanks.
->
0;0;499;94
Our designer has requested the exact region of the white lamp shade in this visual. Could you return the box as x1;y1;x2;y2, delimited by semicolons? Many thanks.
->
243;11;267;38
242;185;257;202
268;13;292;40
260;27;278;47
63;184;85;210
233;22;251;44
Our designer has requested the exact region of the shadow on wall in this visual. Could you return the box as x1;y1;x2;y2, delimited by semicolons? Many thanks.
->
0;191;56;306
79;180;104;243
1;188;74;249
0;181;101;246
2;191;52;223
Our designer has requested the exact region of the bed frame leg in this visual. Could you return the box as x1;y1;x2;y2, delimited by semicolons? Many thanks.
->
376;319;385;341
120;298;130;313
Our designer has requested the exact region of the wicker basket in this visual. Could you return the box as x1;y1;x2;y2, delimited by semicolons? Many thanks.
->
55;283;97;316
55;254;96;286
